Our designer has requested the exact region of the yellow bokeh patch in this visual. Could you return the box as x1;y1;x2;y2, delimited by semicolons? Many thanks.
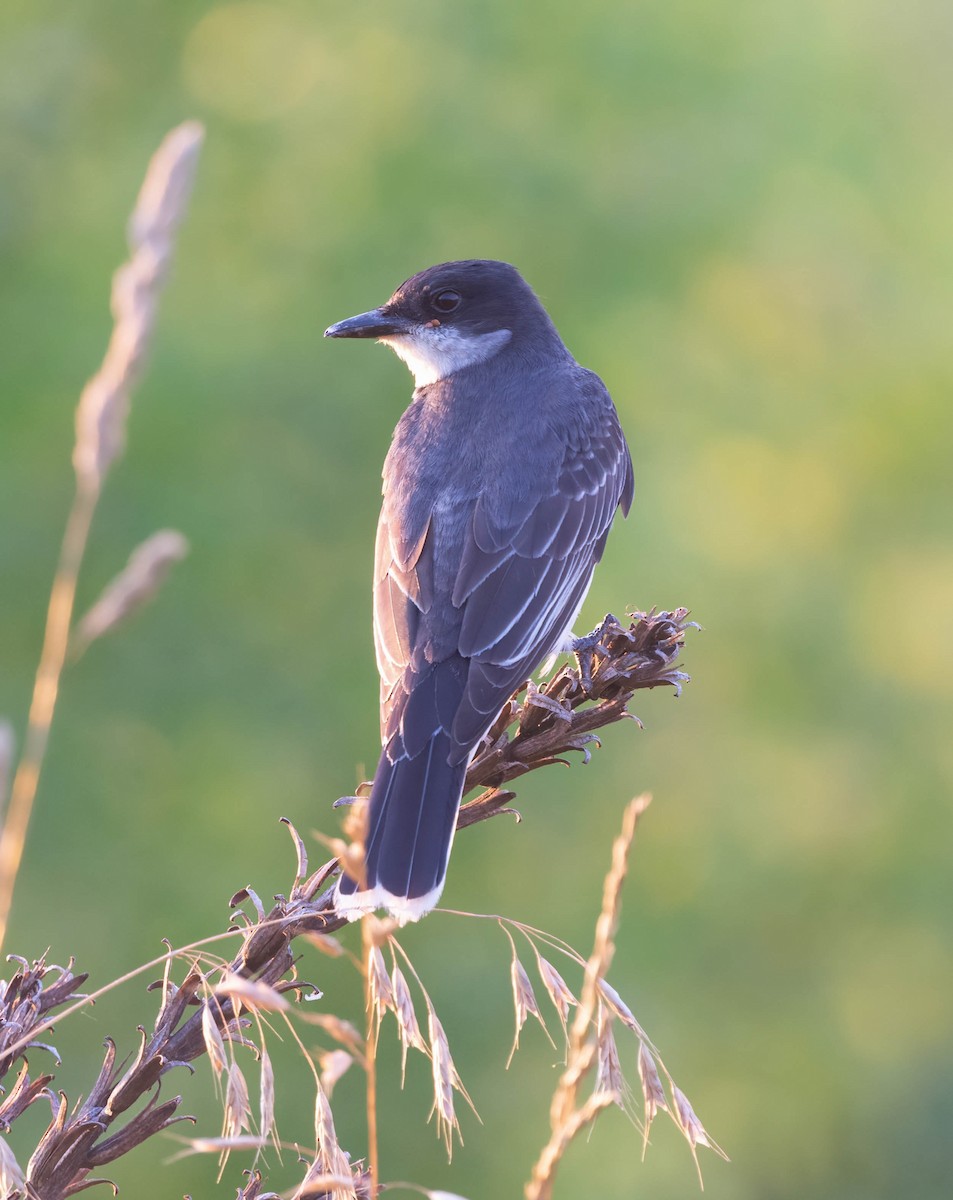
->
182;3;324;121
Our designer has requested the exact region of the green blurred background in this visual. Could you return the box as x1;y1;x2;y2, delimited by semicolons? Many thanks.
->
2;1;952;1196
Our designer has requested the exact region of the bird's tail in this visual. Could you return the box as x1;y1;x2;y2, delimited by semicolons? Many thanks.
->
334;731;468;924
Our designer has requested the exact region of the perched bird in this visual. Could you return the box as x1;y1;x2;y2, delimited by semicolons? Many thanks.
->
325;260;633;923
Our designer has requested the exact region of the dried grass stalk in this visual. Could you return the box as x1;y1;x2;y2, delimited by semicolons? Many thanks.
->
427;1002;462;1157
73;529;189;652
73;121;204;491
0;120;204;954
525;795;649;1200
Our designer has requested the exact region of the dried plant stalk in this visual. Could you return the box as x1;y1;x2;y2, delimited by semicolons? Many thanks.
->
0;121;203;952
1;606;692;1197
458;609;691;827
73;529;189;653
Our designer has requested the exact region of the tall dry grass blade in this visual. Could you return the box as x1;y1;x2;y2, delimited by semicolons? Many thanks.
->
0;120;204;953
73;121;204;491
525;795;650;1200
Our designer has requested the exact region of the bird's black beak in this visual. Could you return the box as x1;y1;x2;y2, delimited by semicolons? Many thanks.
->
324;307;413;339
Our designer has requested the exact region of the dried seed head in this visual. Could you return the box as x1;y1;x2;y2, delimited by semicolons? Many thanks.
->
595;1007;630;1112
294;1171;360;1199
73;122;204;490
597;978;644;1037
312;1083;353;1185
214;973;290;1013
427;1002;463;1157
535;954;577;1038
672;1084;728;1183
341;799;367;845
507;955;553;1067
188;1135;267;1153
391;965;427;1082
331;835;366;890
637;1041;667;1159
224;1061;252;1140
74;530;189;650
366;944;395;1028
302;931;345;958
202;1000;228;1080
299;1012;365;1058
319;1049;354;1098
365;913;397;946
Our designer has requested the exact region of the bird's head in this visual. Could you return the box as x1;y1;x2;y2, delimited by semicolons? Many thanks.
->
324;259;561;388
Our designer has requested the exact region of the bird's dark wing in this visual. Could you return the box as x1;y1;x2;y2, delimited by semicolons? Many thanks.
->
448;403;632;752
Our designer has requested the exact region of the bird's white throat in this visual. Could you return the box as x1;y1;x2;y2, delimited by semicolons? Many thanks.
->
380;325;512;388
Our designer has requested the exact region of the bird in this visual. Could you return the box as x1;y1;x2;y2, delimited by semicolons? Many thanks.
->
324;259;633;924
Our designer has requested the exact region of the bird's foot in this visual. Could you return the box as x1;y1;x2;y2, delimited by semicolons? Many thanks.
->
572;614;618;694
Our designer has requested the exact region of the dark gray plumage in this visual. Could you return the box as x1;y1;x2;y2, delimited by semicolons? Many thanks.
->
325;260;633;922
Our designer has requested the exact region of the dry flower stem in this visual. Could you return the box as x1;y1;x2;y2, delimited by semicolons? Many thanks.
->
0;121;203;953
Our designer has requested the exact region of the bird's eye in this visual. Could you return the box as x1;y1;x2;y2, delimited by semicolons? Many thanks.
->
431;289;462;313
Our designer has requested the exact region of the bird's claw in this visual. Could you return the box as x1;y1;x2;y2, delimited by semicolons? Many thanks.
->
572;618;613;695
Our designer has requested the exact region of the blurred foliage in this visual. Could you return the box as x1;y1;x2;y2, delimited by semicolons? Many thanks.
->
1;1;951;1197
